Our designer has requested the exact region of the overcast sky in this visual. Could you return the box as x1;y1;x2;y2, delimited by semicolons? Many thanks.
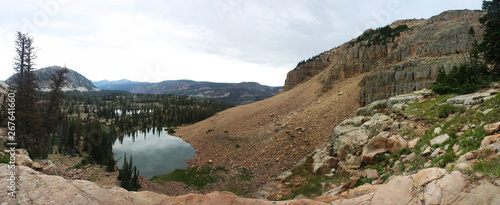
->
0;0;482;86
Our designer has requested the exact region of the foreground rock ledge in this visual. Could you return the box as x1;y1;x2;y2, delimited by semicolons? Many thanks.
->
2;164;500;204
0;165;324;205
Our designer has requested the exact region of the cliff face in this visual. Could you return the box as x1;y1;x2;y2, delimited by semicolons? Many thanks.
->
283;10;485;105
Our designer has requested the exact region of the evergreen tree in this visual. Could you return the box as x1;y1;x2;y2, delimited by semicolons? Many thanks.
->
479;0;500;75
106;155;116;172
12;31;47;158
75;115;81;153
117;153;140;191
45;67;69;139
66;118;76;153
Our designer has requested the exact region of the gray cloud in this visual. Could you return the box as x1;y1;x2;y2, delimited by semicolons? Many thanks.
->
0;0;482;86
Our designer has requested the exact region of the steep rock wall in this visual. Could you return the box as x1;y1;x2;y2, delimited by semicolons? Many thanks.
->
283;10;485;105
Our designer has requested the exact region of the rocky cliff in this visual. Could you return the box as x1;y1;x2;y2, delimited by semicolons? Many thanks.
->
283;10;485;105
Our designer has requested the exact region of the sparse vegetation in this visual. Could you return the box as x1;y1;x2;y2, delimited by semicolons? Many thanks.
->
403;93;456;123
296;50;330;67
0;154;10;164
352;24;409;47
279;155;347;199
153;166;227;189
473;156;500;177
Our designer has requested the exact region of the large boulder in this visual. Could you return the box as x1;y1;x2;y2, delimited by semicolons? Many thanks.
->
362;114;394;134
484;122;500;134
445;89;499;107
385;89;431;108
386;134;408;154
480;134;500;152
370;175;414;204
337;116;370;127
453;180;500;204
430;134;450;146
38;160;58;176
357;100;387;116
332;126;370;160
361;132;389;164
312;148;338;175
411;168;447;187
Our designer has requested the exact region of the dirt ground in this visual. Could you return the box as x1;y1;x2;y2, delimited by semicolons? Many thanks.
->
176;73;364;196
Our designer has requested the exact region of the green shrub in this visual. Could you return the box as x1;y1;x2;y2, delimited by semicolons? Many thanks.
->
398;148;411;155
376;154;387;163
438;152;457;167
154;166;227;189
167;128;176;134
431;64;492;95
437;104;465;118
0;154;10;164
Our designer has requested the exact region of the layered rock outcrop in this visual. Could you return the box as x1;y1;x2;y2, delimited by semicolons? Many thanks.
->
283;10;485;105
3;157;500;204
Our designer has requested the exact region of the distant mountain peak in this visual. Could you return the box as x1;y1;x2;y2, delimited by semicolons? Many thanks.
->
6;66;100;92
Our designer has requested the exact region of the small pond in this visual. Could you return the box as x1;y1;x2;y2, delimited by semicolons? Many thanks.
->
112;127;196;178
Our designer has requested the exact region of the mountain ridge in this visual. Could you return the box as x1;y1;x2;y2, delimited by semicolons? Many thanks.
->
5;66;100;92
93;79;282;105
5;67;281;105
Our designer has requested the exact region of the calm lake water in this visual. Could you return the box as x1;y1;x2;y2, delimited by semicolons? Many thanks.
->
112;127;196;178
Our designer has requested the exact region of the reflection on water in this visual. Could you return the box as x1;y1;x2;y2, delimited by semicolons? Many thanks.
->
112;127;196;178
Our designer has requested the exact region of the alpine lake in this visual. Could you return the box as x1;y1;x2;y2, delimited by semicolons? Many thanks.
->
112;127;196;178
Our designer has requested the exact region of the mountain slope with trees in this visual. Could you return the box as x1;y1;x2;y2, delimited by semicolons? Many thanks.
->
93;79;282;105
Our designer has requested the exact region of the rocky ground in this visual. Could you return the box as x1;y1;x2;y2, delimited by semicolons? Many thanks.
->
255;84;500;203
175;73;363;197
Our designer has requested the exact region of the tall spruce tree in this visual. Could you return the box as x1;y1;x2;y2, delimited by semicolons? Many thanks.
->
12;31;46;158
45;67;69;153
45;67;68;129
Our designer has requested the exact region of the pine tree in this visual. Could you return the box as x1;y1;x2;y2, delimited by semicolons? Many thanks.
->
12;31;46;158
479;0;500;75
75;115;81;153
106;155;116;172
117;153;141;191
45;67;69;136
66;118;76;153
